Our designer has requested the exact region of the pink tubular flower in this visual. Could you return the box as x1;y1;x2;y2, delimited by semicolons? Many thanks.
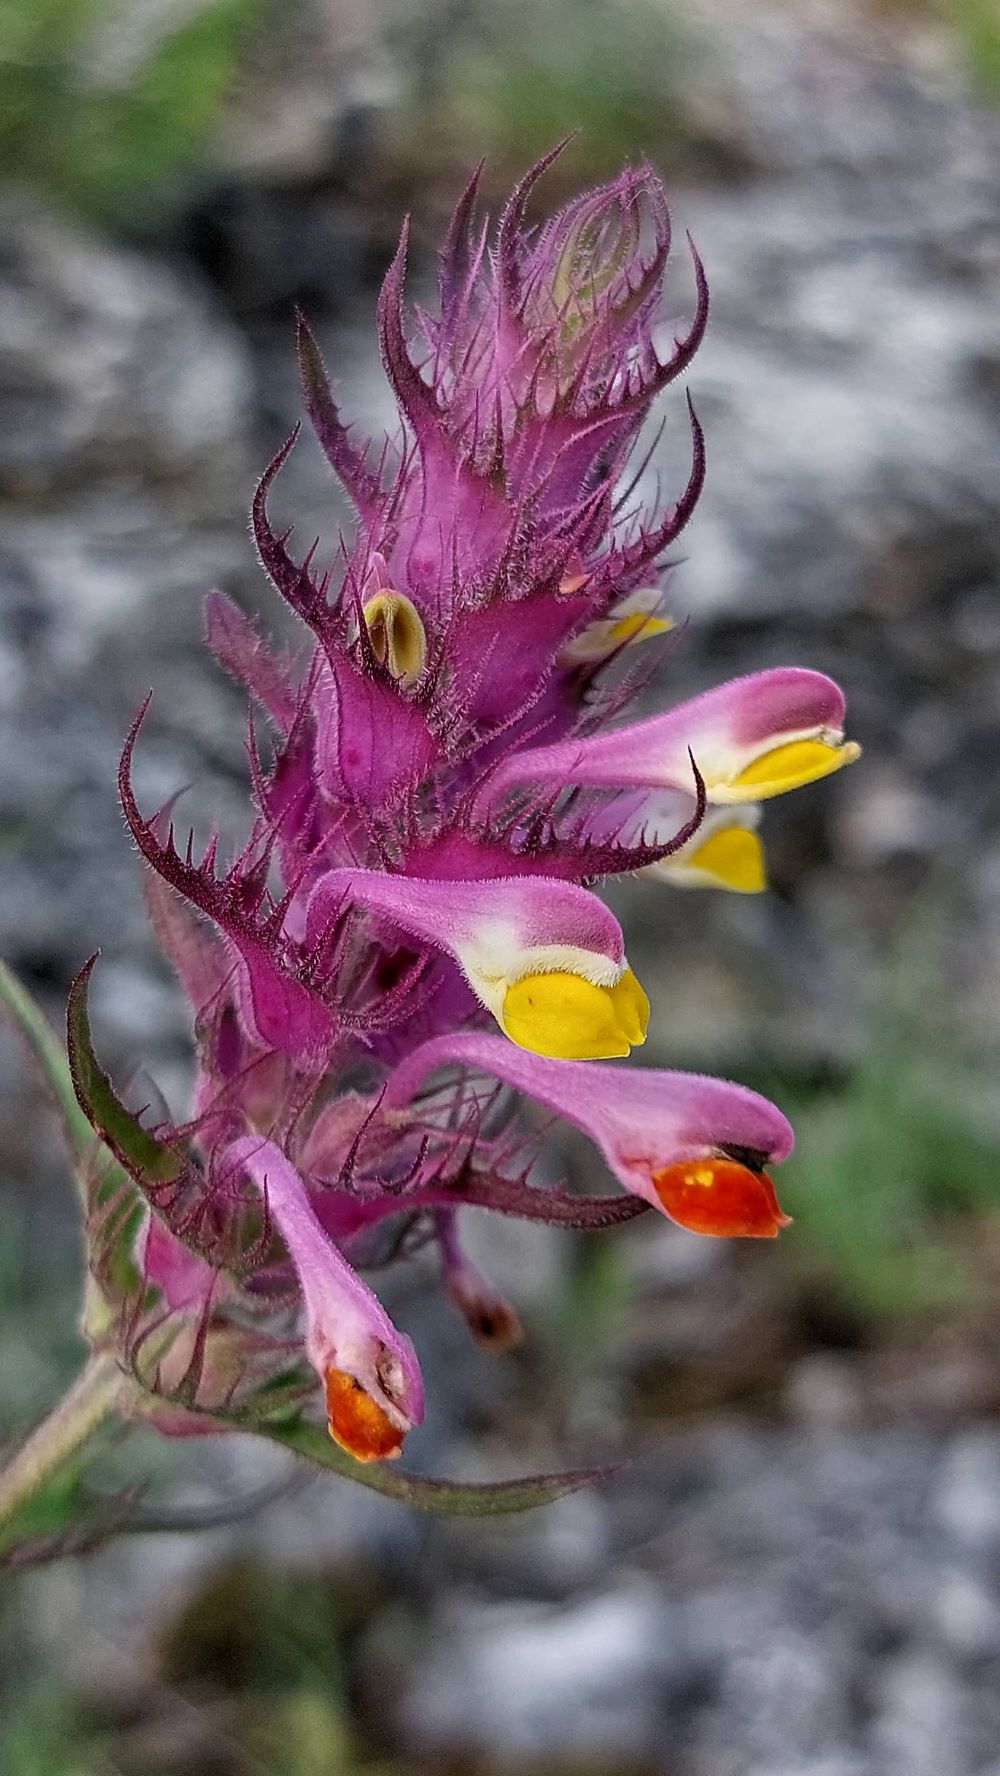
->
384;1033;794;1238
223;1137;424;1460
302;868;647;1058
74;150;857;1468
475;667;860;815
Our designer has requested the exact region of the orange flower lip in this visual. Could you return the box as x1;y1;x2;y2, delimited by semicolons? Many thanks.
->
325;1366;406;1462
650;1155;792;1239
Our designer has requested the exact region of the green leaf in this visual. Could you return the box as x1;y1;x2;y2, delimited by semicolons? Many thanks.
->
261;1415;617;1516
0;1458;89;1558
66;957;184;1186
0;955;100;1171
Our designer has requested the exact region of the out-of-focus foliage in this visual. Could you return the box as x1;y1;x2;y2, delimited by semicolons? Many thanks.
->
939;0;1000;94
0;0;264;224
779;900;1000;1314
0;1684;94;1776
0;1197;80;1436
0;1558;407;1775
391;0;707;195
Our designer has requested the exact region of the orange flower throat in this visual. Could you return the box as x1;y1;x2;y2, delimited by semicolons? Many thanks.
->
651;1155;791;1238
325;1366;405;1462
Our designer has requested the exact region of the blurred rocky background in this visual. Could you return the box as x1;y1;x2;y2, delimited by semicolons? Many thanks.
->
2;0;1000;1771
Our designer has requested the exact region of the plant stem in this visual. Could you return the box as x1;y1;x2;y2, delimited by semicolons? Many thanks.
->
0;956;97;1178
0;1351;125;1531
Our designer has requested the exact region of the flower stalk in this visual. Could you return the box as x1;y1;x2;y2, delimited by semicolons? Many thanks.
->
0;1352;126;1536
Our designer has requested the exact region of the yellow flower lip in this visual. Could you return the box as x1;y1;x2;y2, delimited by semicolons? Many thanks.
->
607;612;672;646
361;590;427;688
724;736;861;801
559;591;672;666
686;824;767;893
607;967;650;1044
501;966;649;1059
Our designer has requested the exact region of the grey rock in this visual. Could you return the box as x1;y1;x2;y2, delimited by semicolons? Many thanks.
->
933;1431;1000;1552
398;1582;680;1767
691;1628;852;1772
0;201;257;1143
741;1764;873;1776
930;1566;1000;1660
0;195;252;505
870;1651;974;1776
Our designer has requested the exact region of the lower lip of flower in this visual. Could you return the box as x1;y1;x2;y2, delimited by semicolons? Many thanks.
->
650;1155;792;1238
683;824;766;892
500;966;649;1058
325;1367;406;1461
726;736;860;800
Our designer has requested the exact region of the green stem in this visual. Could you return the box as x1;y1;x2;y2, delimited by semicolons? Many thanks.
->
0;955;96;1194
0;1352;125;1532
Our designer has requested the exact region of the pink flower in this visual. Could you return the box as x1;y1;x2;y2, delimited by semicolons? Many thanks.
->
384;1033;794;1238
74;150;855;1465
475;668;860;814
224;1137;424;1461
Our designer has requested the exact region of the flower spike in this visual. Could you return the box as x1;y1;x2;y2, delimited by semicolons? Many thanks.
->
48;154;857;1503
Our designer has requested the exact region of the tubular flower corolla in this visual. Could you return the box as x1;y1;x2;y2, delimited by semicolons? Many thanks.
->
303;868;647;1058
78;152;857;1466
384;1033;794;1237
223;1137;424;1459
476;668;860;813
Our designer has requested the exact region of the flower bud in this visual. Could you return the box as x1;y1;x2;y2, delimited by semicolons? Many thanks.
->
358;589;427;689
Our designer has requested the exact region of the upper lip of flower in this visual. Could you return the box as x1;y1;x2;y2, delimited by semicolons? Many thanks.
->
472;668;860;817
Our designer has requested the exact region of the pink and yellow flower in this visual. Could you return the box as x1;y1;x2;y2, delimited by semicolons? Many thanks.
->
73;150;856;1466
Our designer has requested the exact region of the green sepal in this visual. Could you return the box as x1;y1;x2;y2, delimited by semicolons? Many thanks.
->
66;956;184;1186
0;955;147;1314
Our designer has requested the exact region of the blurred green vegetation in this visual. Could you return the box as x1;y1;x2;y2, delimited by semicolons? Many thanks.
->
0;1683;93;1776
6;1551;649;1775
776;899;1000;1315
0;1557;398;1775
391;0;711;198
0;1191;82;1438
0;0;264;225
939;0;1000;94
0;0;994;245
